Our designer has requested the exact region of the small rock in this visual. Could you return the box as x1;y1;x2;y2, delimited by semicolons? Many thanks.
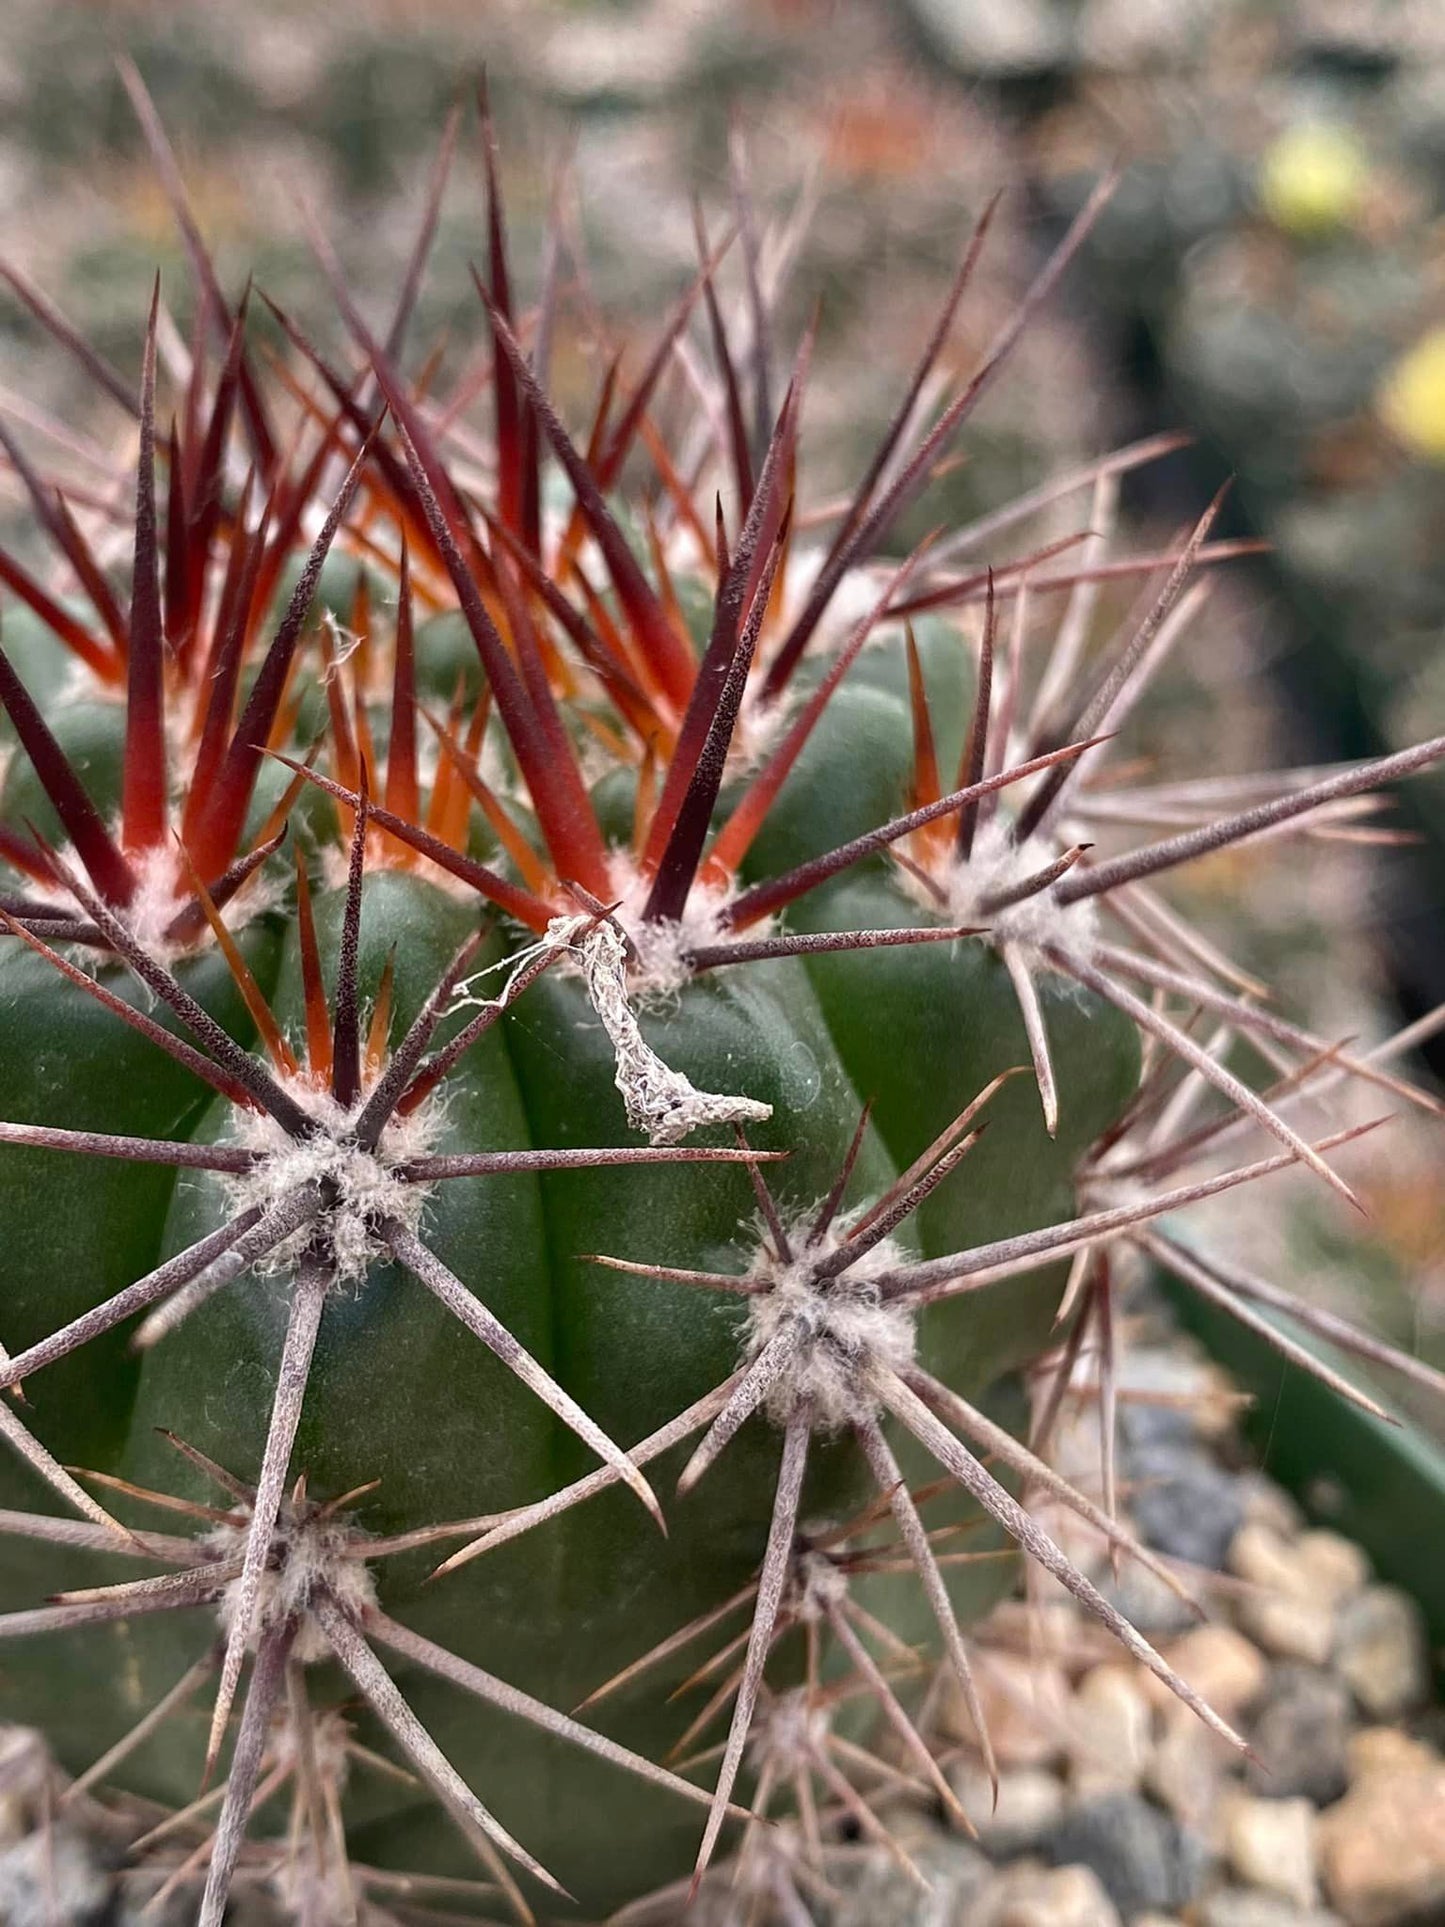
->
1042;1793;1210;1916
1245;1666;1352;1806
972;1860;1123;1927
1229;1524;1307;1592
0;1793;24;1852
1222;1792;1318;1909
1044;1492;1114;1592
1345;1727;1439;1785
1069;1665;1155;1797
1101;1559;1201;1638
1237;1476;1304;1539
1148;1704;1221;1828
1150;1625;1270;1721
873;1803;942;1856
1117;1347;1225;1450
1292;1533;1371;1610
907;0;1071;78
1229;1526;1337;1665
949;1764;1066;1855
1050;1405;1113;1492
938;1652;1071;1770
1201;1891;1345;1927
1119;1393;1198;1456
1238;1595;1337;1668
1332;1587;1429;1720
832;1834;991;1927
1132;1444;1245;1570
1317;1749;1445;1925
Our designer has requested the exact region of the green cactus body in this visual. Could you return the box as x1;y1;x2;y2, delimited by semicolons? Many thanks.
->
1;690;1135;1910
2;84;1435;1927
0;940;276;1450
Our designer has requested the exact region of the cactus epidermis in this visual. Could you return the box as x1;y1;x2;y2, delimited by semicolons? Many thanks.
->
1;79;1443;1927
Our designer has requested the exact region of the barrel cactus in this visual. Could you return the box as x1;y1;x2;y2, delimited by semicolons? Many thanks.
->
1;80;1441;1926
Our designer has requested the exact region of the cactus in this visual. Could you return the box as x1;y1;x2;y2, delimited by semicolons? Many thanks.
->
1;80;1443;1926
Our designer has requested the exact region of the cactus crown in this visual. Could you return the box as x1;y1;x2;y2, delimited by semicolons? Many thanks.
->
1;72;1443;1927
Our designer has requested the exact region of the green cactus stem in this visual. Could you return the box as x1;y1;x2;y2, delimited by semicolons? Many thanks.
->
1;73;1443;1925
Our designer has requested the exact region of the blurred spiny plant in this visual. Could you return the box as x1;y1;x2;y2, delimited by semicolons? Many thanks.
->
1;74;1443;1927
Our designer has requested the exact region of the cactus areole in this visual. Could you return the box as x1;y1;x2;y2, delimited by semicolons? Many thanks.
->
1;85;1441;1927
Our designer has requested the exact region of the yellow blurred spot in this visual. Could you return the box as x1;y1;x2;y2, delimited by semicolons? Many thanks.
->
1377;329;1445;464
1258;123;1368;237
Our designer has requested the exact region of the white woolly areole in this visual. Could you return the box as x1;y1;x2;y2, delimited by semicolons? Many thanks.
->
788;1546;850;1623
272;1706;352;1785
727;678;792;775
905;817;1101;959
209;1508;378;1666
542;904;773;1146
747;1689;830;1776
742;1211;914;1431
267;1711;356;1919
223;1085;439;1285
124;844;193;952
32;839;279;961
604;854;746;1002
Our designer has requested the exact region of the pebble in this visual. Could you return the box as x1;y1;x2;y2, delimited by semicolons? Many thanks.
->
1131;1443;1245;1571
1228;1524;1308;1595
1332;1587;1429;1720
1100;1560;1200;1638
1316;1745;1445;1924
831;1835;991;1927
1310;1526;1371;1603
1042;1793;1209;1916
1200;1892;1345;1927
1237;1475;1304;1539
1233;1525;1366;1602
1229;1525;1337;1665
910;0;1073;76
949;1764;1066;1855
1238;1594;1337;1668
1117;1348;1226;1449
1292;1532;1371;1610
1222;1792;1319;1909
1345;1727;1437;1782
1148;1704;1222;1827
938;1651;1071;1770
0;1794;23;1853
1068;1665;1154;1797
1152;1625;1269;1721
972;1860;1123;1927
1244;1664;1353;1806
1119;1392;1197;1455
